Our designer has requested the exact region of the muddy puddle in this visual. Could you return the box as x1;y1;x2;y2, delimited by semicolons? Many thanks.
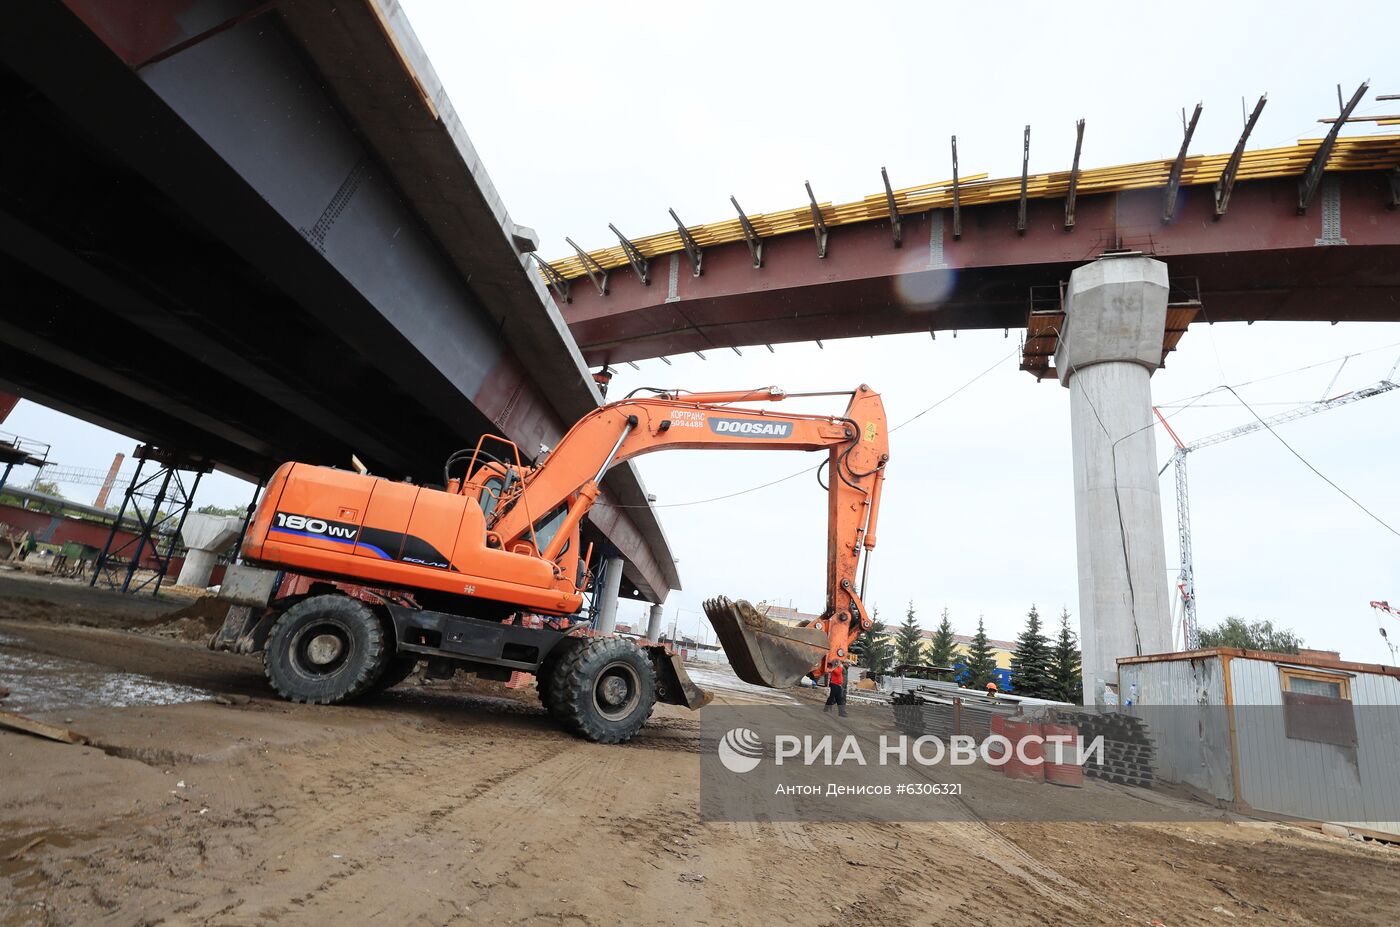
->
0;631;210;714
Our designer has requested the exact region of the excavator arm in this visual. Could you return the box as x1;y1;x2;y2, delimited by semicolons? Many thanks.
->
472;384;889;688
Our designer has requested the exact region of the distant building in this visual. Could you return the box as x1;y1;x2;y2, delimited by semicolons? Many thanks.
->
929;631;1018;671
761;604;822;626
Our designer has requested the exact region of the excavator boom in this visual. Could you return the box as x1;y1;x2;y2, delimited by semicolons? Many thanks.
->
479;384;890;687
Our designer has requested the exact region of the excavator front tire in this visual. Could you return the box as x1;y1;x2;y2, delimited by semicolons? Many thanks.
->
553;637;656;744
366;654;420;695
263;595;388;704
538;636;587;718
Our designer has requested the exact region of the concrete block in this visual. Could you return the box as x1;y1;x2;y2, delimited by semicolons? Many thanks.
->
217;564;279;607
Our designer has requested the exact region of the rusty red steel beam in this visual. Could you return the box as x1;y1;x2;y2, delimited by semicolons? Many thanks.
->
559;171;1400;366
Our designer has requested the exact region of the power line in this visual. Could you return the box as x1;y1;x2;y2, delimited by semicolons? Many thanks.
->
595;349;1017;509
890;350;1017;432
1155;339;1400;407
1222;385;1400;540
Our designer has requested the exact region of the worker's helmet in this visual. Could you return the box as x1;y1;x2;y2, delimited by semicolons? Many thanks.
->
985;681;998;691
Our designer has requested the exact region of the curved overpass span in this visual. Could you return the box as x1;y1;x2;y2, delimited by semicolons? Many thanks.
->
546;134;1400;366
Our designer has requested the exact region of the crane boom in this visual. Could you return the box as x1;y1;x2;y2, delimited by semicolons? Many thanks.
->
1182;380;1398;454
1157;374;1399;648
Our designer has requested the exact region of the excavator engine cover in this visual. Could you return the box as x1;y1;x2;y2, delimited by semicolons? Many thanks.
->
703;596;830;688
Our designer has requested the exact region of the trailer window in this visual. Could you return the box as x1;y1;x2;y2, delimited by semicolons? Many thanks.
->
1281;668;1350;701
1280;667;1355;747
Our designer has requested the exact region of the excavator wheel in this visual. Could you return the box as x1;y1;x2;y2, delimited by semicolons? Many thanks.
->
366;654;420;694
538;636;587;718
262;595;389;705
553;637;656;744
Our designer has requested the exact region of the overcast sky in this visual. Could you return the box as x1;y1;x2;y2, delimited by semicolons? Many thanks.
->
7;0;1398;661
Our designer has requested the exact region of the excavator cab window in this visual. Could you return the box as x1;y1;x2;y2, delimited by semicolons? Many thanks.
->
532;503;569;559
478;475;506;520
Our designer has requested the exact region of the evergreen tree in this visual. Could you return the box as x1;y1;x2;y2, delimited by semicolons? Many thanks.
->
960;615;998;690
856;607;893;676
1009;604;1054;697
1049;607;1083;703
893;602;925;666
928;608;957;668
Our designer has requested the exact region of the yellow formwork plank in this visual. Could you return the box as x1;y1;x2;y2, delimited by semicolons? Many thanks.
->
544;135;1400;280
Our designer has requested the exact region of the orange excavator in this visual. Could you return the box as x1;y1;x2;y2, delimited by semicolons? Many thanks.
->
212;385;888;743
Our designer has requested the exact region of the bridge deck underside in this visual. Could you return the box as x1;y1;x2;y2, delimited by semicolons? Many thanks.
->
0;0;678;602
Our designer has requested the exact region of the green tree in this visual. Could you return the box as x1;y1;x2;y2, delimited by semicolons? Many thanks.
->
1199;617;1302;654
856;607;893;676
197;503;247;517
893;602;925;666
928;608;957;669
1048;607;1082;703
6;480;69;515
1010;604;1054;698
960;615;998;690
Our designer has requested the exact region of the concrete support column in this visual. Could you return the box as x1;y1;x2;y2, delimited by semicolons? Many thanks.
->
176;512;244;589
176;547;220;588
1055;255;1174;706
594;554;624;635
646;603;664;642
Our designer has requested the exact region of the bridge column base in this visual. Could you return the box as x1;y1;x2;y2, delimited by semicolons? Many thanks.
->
594;555;625;634
1055;255;1174;705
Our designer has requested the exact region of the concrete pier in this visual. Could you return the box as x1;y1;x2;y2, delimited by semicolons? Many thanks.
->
1055;254;1174;705
646;603;664;642
176;513;244;588
594;555;624;634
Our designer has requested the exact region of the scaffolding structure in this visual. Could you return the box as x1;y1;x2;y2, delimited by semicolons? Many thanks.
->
90;445;212;596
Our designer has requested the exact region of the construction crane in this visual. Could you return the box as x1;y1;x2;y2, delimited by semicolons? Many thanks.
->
1155;366;1399;649
1373;600;1399;664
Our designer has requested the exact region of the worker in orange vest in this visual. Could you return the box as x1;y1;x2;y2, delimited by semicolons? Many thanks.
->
824;661;847;717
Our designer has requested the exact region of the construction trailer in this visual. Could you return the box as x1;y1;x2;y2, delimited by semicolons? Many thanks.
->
1118;648;1400;840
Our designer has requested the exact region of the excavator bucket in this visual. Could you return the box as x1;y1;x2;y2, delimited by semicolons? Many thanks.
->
703;596;830;688
646;645;714;710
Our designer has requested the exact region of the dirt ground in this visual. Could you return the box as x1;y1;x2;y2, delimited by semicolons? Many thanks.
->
2;571;1398;926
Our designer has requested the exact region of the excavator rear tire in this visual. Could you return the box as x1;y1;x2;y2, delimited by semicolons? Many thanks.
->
262;595;388;705
553;637;656;744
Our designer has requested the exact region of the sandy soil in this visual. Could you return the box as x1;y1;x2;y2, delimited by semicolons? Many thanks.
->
2;576;1398;926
